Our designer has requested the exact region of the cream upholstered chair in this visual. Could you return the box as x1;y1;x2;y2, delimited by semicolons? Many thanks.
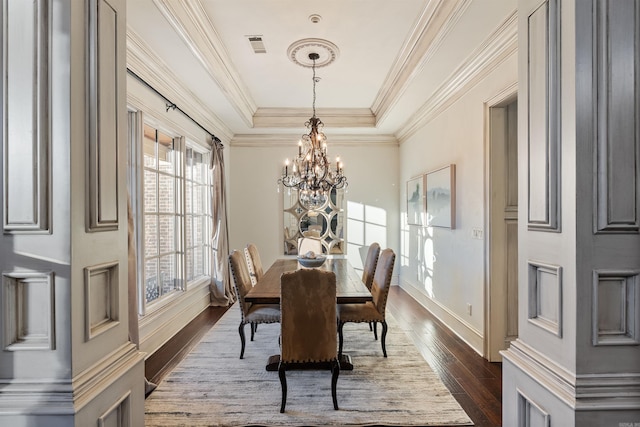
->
244;243;264;285
278;269;339;413
338;248;395;357
229;250;280;359
298;237;322;255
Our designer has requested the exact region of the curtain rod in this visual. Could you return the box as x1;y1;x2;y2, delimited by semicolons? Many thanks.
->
126;68;222;146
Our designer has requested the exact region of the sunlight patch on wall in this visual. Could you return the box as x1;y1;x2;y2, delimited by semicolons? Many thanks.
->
401;214;410;266
422;227;435;298
347;201;387;273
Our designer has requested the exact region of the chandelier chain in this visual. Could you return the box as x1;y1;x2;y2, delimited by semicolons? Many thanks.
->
312;56;317;118
277;51;347;210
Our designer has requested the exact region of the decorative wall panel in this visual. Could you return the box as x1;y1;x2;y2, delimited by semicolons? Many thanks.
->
84;261;119;340
2;0;51;233
2;272;55;350
98;391;131;427
517;389;550;427
527;0;560;231
592;270;639;346
594;0;640;233
87;0;119;231
528;261;562;337
506;220;519;340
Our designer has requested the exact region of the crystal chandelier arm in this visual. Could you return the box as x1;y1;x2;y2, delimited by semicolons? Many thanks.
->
277;51;347;207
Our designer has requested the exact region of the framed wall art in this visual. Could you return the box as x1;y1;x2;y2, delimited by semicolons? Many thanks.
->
406;175;426;226
425;164;456;229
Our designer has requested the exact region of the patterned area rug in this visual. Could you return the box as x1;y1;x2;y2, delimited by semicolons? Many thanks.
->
145;305;473;426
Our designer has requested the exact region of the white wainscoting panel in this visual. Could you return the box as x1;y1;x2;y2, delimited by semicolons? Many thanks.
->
594;0;640;233
527;260;563;337
506;220;519;340
98;391;131;427
527;0;560;231
87;0;119;231
517;389;551;427
592;270;640;346
2;0;51;233
2;272;55;350
84;261;120;341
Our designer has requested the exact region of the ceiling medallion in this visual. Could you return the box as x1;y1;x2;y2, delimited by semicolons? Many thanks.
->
287;38;339;68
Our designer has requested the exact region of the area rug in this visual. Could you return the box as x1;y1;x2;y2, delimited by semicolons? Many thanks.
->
144;305;473;426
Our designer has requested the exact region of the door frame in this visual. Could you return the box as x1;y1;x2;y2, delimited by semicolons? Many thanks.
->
483;83;518;362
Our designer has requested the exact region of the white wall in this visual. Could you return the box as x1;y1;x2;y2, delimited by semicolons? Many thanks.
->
228;139;400;277
399;54;518;354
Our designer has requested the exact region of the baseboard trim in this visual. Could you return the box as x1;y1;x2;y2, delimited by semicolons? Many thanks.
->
399;280;483;355
502;339;640;410
139;282;211;357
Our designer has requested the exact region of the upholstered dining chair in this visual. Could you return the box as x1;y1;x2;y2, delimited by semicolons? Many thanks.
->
338;248;396;358
229;250;280;359
298;236;323;255
244;243;264;286
362;242;381;291
278;269;340;413
361;242;381;333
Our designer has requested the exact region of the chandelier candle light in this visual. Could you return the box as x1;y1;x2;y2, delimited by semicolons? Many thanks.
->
278;52;347;209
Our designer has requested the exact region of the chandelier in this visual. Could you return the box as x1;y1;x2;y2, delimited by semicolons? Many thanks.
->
278;52;347;209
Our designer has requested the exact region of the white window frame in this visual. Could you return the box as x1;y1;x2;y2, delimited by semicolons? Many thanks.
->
184;144;212;283
128;110;213;317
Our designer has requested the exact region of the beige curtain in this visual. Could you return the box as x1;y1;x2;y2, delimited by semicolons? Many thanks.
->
210;138;235;305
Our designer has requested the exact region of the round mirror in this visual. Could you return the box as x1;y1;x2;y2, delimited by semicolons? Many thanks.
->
299;211;328;239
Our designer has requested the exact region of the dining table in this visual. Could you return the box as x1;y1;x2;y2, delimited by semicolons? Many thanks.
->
244;257;372;371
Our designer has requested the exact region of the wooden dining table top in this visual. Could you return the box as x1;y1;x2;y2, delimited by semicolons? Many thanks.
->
244;258;373;305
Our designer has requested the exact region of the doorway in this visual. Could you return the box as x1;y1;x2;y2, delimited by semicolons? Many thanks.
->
485;95;518;362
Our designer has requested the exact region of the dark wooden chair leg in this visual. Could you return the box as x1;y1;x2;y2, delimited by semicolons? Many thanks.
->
238;323;246;359
331;359;340;410
368;322;373;331
381;320;388;357
373;321;378;340
250;323;255;341
278;362;287;413
338;322;345;358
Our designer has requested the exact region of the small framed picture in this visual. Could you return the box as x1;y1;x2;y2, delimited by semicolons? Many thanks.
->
425;164;456;228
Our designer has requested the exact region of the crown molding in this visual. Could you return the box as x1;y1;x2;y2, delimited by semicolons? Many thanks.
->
397;10;518;144
371;0;472;125
152;0;256;127
231;133;398;147
126;30;234;142
253;108;376;128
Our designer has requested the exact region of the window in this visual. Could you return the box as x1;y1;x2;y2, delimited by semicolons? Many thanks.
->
185;147;211;282
130;118;213;314
143;125;182;304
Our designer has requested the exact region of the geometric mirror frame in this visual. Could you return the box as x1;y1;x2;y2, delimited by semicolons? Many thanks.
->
283;187;345;255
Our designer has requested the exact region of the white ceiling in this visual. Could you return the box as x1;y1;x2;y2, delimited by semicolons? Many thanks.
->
126;0;517;144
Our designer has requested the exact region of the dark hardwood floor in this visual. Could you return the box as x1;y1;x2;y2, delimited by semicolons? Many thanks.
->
145;286;502;427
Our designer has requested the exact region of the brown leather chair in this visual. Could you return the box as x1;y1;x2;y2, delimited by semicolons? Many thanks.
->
229;250;280;359
362;242;381;291
244;243;264;285
278;269;339;413
361;242;381;333
338;248;395;357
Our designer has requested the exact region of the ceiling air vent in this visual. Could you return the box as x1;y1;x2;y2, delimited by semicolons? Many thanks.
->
247;36;266;54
